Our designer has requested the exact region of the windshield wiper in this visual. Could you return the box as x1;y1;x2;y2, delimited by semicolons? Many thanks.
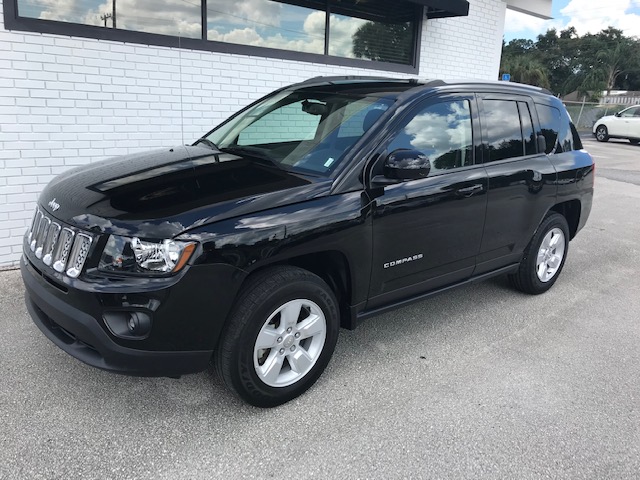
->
220;146;283;170
193;138;220;151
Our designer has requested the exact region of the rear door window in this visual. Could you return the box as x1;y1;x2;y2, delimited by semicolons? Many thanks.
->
518;102;536;156
483;99;525;162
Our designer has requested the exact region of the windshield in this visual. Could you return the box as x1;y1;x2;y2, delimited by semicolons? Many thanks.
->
205;89;394;176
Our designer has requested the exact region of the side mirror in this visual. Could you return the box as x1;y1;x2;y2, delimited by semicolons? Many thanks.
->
383;149;431;180
537;134;547;154
615;112;622;117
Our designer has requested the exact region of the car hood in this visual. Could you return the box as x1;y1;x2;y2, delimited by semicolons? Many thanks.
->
38;146;332;238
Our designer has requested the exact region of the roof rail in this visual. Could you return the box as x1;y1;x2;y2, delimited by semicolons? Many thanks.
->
295;76;421;86
287;76;553;96
431;79;553;96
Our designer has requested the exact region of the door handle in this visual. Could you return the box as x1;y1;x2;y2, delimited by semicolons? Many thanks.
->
456;184;483;197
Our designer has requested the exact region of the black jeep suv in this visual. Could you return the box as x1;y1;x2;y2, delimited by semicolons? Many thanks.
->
22;77;594;407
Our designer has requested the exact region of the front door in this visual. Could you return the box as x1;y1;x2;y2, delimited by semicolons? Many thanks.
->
367;95;487;309
619;106;640;137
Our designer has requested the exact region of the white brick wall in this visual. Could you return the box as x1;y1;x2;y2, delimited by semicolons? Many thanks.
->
0;0;507;267
420;0;507;80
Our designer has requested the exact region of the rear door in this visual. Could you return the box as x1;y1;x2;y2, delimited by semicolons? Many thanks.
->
475;94;557;275
367;94;488;308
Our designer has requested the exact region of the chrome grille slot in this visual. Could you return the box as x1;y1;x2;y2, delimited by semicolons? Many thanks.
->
53;228;75;273
42;222;61;266
29;210;43;251
28;208;40;244
26;206;96;278
66;234;93;278
35;216;51;259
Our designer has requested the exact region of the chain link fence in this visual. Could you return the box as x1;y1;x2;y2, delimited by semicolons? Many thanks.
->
563;101;630;132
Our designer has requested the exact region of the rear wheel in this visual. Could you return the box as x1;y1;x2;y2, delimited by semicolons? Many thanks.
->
509;213;570;295
595;125;609;142
215;266;339;407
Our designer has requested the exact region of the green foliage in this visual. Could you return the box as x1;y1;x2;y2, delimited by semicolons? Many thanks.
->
501;27;640;97
352;22;413;65
500;55;550;89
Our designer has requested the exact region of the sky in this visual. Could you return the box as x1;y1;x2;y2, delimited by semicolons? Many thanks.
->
504;0;640;42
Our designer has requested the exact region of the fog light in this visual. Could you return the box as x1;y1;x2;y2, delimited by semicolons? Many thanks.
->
127;316;137;333
103;311;152;340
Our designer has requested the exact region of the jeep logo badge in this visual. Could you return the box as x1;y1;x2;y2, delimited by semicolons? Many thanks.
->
48;198;60;212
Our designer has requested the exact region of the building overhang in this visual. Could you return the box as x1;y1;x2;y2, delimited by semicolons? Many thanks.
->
506;0;553;20
408;0;470;19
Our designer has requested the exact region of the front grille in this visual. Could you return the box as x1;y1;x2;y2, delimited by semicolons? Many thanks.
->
27;206;94;279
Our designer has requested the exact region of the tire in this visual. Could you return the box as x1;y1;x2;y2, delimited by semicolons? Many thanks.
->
509;213;570;295
214;266;339;407
595;125;609;142
630;139;640;145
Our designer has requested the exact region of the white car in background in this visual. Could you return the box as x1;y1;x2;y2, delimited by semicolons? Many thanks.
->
593;105;640;144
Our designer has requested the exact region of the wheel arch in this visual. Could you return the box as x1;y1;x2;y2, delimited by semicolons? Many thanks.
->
550;199;581;240
242;250;354;330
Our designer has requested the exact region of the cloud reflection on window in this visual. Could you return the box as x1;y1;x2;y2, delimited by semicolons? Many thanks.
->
389;101;473;172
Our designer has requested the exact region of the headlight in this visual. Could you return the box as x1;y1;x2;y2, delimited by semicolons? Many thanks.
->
99;235;196;275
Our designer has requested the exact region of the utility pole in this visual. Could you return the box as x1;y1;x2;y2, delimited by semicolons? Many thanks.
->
100;13;112;27
112;0;117;28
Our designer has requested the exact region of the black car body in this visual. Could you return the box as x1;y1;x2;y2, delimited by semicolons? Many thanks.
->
22;77;594;406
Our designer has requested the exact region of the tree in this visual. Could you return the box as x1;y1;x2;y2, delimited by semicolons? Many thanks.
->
352;22;412;64
584;28;640;94
501;26;640;98
500;55;550;89
534;27;579;96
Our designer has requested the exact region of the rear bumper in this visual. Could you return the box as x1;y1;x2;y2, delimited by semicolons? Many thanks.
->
21;256;216;377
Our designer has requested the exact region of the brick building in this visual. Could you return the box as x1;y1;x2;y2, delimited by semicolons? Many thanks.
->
0;0;551;267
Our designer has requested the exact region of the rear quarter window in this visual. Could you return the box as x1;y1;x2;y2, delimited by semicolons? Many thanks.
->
535;104;560;154
536;103;581;153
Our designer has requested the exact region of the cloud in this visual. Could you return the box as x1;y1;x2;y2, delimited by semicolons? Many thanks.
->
207;21;325;55
560;0;640;37
35;0;202;38
328;14;366;58
207;11;366;57
505;0;640;39
503;9;563;37
207;0;282;27
401;102;472;163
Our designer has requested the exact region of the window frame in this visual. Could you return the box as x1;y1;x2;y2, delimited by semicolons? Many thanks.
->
534;102;562;155
2;0;423;74
478;94;542;164
368;92;481;181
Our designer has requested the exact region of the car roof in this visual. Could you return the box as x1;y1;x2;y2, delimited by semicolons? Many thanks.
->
290;76;553;97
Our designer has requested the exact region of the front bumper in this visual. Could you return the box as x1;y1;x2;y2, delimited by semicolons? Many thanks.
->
21;254;243;377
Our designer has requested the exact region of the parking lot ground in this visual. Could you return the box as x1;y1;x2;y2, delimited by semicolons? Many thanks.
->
1;140;639;479
581;136;640;184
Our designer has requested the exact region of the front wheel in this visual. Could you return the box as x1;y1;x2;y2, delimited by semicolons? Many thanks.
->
215;266;339;407
595;125;609;142
630;139;640;145
509;213;570;295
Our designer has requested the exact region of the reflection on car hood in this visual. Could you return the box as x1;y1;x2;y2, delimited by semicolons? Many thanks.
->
38;145;332;238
